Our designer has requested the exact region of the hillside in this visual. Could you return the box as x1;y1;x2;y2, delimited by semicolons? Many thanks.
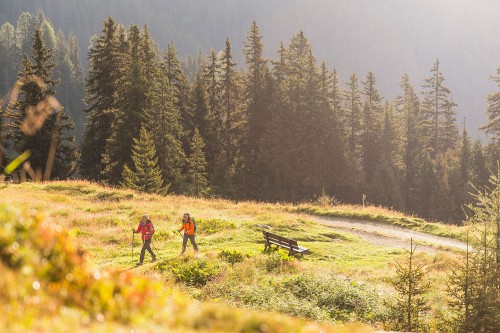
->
0;181;468;331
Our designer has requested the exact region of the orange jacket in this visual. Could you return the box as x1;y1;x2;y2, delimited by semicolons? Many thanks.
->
135;220;154;241
179;218;195;235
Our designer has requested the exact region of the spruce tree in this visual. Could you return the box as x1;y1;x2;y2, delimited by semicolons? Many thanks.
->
481;68;500;139
218;37;242;195
398;76;424;214
5;27;76;179
471;139;489;191
421;59;458;155
145;70;186;193
391;238;431;332
162;42;191;139
186;128;209;197
240;21;271;197
0;22;17;93
361;71;383;182
102;24;152;183
189;70;211;149
451;170;500;332
345;73;363;160
203;48;222;177
80;17;121;180
121;126;167;194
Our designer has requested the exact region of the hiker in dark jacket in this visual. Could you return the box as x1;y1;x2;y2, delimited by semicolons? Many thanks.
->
178;213;198;254
133;214;156;265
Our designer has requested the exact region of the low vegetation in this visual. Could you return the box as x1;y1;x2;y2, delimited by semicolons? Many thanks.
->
0;181;471;331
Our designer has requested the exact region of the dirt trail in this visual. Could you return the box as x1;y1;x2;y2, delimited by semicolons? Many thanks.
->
311;216;468;254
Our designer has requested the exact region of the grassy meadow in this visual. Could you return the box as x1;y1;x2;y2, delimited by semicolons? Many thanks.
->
0;181;468;332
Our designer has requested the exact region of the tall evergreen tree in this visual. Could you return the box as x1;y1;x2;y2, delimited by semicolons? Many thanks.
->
5;27;76;179
240;21;271;197
398;76;424;213
162;42;191;138
361;71;383;182
218;37;242;195
481;68;500;139
421;59;458;155
186;128;209;197
80;17;121;180
471;139;489;191
0;22;17;93
345;73;363;159
122;126;167;194
203;48;222;176
102;24;152;183
189;70;211;148
145;70;186;193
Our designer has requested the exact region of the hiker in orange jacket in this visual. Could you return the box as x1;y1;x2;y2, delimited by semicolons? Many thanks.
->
178;213;198;254
133;214;156;265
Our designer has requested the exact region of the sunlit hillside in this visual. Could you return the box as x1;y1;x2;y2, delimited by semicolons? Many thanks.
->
0;181;469;332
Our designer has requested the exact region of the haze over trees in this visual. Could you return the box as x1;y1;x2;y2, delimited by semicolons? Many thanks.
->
1;11;500;227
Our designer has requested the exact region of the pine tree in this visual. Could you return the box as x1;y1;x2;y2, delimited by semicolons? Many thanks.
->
345;73;363;160
145;70;186;193
391;238;431;332
398;76;424;214
218;37;242;195
242;20;268;148
15;12;34;59
452;171;500;332
421;59;458;155
5;27;76;179
189;70;211;149
417;150;436;218
240;21;272;197
481;68;500;139
447;234;474;333
162;42;191;138
203;48;222;177
0;22;17;93
102;24;152;183
186;128;209;197
80;17;121;180
121;126;167;194
471;139;489;191
361;71;383;182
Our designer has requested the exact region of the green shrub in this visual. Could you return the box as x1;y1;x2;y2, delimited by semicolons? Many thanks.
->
196;218;236;235
159;256;220;286
262;250;296;273
218;249;245;266
94;191;134;202
282;274;387;322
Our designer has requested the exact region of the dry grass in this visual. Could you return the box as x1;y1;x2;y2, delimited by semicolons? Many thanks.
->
0;180;468;331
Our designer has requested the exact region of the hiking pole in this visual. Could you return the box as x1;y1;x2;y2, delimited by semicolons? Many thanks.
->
151;238;159;257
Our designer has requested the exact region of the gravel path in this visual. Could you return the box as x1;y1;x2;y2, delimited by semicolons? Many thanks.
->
312;216;468;254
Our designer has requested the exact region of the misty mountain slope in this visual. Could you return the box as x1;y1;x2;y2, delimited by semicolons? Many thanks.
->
1;0;499;135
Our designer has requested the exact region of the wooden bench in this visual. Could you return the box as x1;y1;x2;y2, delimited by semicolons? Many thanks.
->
262;231;309;257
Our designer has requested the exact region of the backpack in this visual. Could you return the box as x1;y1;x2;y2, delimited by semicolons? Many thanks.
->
147;220;155;235
192;218;197;233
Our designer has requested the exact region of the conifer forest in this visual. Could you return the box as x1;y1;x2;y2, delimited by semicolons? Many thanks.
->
2;8;500;225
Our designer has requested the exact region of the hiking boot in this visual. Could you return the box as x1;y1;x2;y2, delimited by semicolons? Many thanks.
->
136;261;143;266
151;257;157;263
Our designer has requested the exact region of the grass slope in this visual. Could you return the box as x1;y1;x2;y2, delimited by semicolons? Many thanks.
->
0;181;466;331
